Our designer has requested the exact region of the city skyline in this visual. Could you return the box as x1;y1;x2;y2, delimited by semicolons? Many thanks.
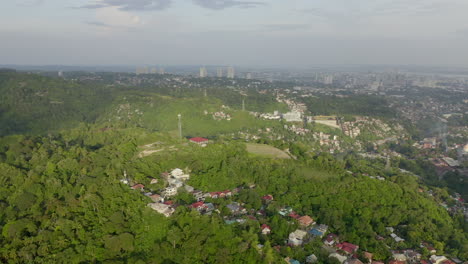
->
2;0;468;67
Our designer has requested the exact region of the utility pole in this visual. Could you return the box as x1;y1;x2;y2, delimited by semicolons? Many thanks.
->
204;88;207;97
242;98;245;111
178;114;182;139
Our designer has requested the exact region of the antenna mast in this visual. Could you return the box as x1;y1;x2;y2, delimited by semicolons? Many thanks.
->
178;114;182;138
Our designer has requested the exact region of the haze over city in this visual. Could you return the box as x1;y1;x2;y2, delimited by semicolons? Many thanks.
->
2;0;468;67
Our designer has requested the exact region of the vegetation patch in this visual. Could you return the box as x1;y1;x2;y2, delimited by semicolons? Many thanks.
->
246;143;291;159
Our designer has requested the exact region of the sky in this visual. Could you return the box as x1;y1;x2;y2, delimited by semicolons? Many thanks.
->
1;0;468;67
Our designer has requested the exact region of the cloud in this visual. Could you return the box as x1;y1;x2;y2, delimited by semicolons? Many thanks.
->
192;0;265;10
85;21;115;28
17;0;45;6
84;6;145;31
81;0;172;11
263;24;311;31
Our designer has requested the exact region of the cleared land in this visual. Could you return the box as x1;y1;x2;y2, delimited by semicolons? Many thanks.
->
246;143;291;159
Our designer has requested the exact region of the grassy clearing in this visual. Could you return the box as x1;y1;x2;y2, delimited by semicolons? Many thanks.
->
245;143;291;159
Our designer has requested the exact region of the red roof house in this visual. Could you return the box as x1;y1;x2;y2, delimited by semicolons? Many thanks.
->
289;212;300;219
262;194;274;201
189;137;209;145
131;184;145;191
337;242;359;254
190;201;206;210
298;215;315;227
261;224;271;235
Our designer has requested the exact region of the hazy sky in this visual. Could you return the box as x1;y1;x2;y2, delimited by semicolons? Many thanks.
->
2;0;468;67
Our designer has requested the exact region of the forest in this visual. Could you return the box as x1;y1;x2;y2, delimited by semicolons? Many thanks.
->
0;125;466;263
0;72;466;263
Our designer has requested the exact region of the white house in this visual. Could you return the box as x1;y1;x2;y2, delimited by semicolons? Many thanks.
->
288;229;308;246
163;186;178;197
171;168;190;181
147;203;174;217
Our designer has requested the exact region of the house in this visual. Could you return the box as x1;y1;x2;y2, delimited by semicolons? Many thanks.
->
289;212;300;219
298;215;315;227
131;184;145;191
389;261;406;264
329;253;348;264
192;190;205;201
346;259;364;264
306;254;318;263
262;194;274;201
430;256;448;264
148;203;174;217
324;233;339;246
160;172;170;179
372;261;384;264
189;137;209;146
364;252;373;262
170;168;190;180
168;178;184;188
204;203;215;212
163;186;178;197
226;202;243;214
403;250;421;263
288;229;308;246
337;242;359;254
190;201;206;211
149;194;163;203
309;224;328;237
261;224;271;235
392;253;407;262
279;207;293;216
150;178;159;184
391;233;405;243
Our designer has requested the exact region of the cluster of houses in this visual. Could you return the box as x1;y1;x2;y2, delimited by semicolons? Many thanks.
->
124;170;466;264
285;124;310;135
212;111;231;121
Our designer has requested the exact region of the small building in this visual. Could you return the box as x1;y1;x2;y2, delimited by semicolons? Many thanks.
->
163;186;178;197
149;194;163;203
309;224;328;237
150;178;159;184
324;233;339;246
430;256;448;264
329;253;348;264
226;202;244;214
337;242;359;254
364;252;373;262
262;194;274;201
392;253;407;262
131;184;145;191
171;168;190;181
346;259;364;264
189;137;209;146
147;203;174;217
298;215;315;227
306;254;318;263
288;229;308;246
261;224;271;235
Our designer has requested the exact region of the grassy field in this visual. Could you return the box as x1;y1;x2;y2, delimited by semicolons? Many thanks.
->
245;143;291;159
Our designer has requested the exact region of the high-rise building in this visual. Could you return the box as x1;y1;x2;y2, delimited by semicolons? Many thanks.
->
227;67;235;79
150;68;158;74
246;73;252;79
200;67;208;78
136;67;149;75
216;68;223;78
159;68;165;74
